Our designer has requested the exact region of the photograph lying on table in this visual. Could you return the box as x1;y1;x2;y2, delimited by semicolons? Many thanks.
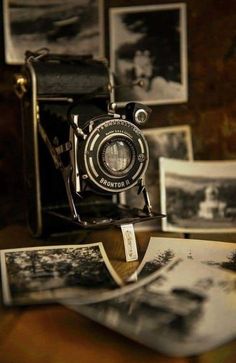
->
109;3;188;105
66;258;236;357
160;158;236;233
0;243;122;306
120;125;193;228
3;0;104;64
135;237;236;278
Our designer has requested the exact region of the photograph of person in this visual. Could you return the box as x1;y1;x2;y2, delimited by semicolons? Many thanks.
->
109;3;188;105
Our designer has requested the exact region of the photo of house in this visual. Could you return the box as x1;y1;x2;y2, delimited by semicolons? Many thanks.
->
160;158;236;232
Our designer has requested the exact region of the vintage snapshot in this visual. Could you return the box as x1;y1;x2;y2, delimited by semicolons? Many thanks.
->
3;0;104;64
160;158;236;233
109;3;188;105
135;237;236;278
120;125;193;229
0;243;123;306
66;258;236;357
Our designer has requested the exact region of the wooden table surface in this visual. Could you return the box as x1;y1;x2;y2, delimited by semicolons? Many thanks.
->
0;224;235;363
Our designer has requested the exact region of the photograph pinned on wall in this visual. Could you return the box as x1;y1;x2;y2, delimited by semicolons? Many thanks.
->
3;0;104;64
109;3;188;106
135;237;236;279
119;125;193;229
0;243;123;306
160;158;236;233
66;258;236;357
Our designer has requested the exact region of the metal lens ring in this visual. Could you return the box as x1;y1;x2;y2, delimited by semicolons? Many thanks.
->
100;135;136;177
83;118;149;193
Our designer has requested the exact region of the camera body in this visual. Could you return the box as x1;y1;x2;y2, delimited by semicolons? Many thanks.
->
71;108;150;195
16;50;160;236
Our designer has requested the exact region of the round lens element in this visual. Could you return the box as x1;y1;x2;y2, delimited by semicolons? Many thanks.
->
103;140;132;173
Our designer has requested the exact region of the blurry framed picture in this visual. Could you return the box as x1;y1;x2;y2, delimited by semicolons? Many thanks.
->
109;3;188;106
3;0;104;64
120;125;193;229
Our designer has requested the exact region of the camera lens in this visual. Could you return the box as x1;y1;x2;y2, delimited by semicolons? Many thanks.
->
81;118;149;193
103;140;132;173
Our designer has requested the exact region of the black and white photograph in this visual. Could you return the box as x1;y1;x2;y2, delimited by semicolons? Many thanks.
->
3;0;104;64
0;243;123;305
109;3;188;106
135;237;236;279
66;258;236;357
160;158;236;233
120;125;193;229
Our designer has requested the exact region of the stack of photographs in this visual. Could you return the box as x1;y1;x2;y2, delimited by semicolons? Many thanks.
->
1;237;236;357
63;237;235;356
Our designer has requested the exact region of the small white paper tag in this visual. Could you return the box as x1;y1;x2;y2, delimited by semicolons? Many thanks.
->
121;224;138;262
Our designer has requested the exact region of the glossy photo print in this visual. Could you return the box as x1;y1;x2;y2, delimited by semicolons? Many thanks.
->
109;3;188;105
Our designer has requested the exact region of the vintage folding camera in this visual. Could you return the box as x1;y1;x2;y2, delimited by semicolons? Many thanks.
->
15;49;162;236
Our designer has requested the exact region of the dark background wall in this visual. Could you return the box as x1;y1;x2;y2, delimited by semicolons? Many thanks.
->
0;0;236;227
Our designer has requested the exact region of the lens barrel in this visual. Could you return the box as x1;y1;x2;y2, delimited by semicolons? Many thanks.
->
77;118;149;193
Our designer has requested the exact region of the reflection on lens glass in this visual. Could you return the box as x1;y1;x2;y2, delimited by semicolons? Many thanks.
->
104;140;131;172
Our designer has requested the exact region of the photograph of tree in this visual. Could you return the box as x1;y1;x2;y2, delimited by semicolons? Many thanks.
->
135;237;236;279
109;3;188;105
3;0;103;64
120;125;193;229
160;158;236;232
1;243;122;305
